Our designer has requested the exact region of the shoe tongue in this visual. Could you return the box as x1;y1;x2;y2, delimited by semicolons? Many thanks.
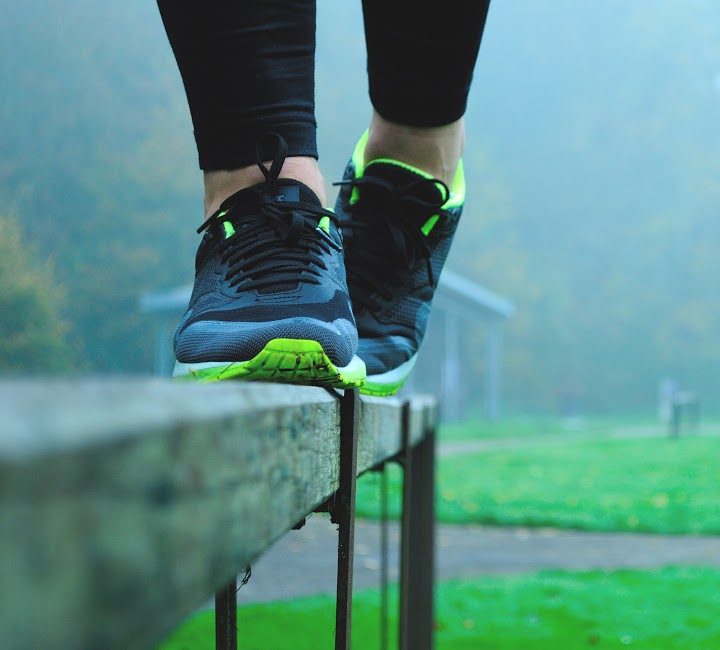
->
216;178;322;215
363;161;445;205
273;178;322;206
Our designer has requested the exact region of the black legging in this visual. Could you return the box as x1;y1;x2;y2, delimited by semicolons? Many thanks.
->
157;1;491;170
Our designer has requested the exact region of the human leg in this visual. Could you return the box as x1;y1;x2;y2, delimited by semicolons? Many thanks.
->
336;0;492;394
157;0;326;215
361;0;490;183
158;1;364;386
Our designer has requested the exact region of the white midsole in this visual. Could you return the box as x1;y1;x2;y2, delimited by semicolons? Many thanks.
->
173;360;238;377
365;354;417;385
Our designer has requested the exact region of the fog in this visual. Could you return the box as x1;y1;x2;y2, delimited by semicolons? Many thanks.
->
1;1;718;413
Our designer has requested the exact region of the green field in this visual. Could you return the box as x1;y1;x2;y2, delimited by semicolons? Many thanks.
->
437;415;663;442
158;567;720;649
356;436;720;534
438;414;720;443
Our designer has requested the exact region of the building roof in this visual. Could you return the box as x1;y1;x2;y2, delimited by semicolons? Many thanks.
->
435;269;515;320
141;269;515;321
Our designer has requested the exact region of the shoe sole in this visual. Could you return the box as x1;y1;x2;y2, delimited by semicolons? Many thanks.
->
173;338;366;389
360;379;406;397
359;354;417;397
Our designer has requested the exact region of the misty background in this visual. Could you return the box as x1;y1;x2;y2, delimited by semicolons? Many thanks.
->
1;0;718;413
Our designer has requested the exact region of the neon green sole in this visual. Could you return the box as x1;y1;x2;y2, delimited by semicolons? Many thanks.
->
174;338;366;389
359;378;406;397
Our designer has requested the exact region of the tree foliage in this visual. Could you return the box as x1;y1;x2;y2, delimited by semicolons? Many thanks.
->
0;215;71;372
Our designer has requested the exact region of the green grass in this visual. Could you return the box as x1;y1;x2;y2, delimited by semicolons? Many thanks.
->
438;416;571;441
158;567;720;649
357;436;720;534
438;414;718;442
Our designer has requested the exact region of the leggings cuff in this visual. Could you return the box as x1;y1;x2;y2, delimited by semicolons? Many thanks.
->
369;79;471;127
195;119;318;170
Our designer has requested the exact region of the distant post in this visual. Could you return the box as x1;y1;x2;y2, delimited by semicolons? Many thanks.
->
153;316;174;377
485;321;502;420
442;311;461;421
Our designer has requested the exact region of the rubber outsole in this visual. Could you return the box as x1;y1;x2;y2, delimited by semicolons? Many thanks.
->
359;378;406;397
173;338;366;389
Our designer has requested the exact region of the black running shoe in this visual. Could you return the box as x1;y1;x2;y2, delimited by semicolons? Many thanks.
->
173;134;365;387
334;132;465;395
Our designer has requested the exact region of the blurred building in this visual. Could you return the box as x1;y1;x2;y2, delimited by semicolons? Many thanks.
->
141;271;514;421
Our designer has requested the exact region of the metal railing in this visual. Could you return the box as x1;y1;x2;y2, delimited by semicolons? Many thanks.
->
0;379;437;650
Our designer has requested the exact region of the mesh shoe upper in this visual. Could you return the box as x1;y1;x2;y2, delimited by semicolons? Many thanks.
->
174;135;358;367
334;148;464;375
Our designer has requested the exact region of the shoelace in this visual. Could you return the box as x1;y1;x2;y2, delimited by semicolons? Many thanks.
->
334;173;449;313
197;133;338;293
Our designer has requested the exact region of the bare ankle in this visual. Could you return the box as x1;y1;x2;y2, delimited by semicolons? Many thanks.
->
204;166;263;217
203;156;327;218
364;111;464;188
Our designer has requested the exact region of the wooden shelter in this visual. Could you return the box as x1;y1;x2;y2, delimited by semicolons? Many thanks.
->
141;270;514;421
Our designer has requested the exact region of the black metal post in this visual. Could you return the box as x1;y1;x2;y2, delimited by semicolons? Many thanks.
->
398;401;412;650
399;402;436;650
691;400;701;434
379;464;389;650
671;401;681;438
335;388;360;650
215;579;237;650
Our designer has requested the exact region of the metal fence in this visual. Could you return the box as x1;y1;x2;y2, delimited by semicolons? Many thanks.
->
0;380;437;650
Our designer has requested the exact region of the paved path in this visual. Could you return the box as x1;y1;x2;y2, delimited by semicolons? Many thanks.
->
234;516;720;604
439;425;716;458
227;428;720;604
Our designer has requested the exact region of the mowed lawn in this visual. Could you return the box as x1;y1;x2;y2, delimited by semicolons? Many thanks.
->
356;436;720;534
437;415;661;441
159;567;720;649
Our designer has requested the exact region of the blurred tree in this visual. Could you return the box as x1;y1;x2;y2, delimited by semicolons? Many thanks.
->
0;214;72;372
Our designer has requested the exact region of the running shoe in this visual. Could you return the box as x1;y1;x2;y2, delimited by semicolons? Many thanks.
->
334;131;465;396
173;133;365;387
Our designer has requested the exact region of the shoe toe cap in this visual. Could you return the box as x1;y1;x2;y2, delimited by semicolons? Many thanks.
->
174;317;357;367
357;335;416;375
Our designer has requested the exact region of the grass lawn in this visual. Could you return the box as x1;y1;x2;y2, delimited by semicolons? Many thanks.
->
356;436;720;534
438;415;573;441
438;414;718;442
158;567;720;649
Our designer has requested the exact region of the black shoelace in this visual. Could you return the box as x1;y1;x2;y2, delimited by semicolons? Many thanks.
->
197;134;338;293
334;174;449;313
